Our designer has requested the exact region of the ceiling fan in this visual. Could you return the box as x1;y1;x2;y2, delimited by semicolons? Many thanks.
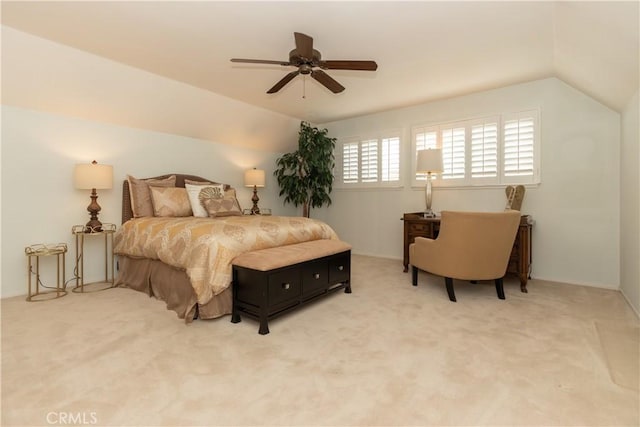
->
230;32;378;94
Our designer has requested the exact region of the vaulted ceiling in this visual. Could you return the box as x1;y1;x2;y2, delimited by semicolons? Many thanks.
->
2;1;638;124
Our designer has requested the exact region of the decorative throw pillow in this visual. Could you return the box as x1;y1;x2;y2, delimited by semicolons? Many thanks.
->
201;187;242;210
149;187;192;217
197;186;224;203
225;188;242;212
185;179;230;191
203;189;243;218
184;179;213;185
128;175;176;217
185;183;224;217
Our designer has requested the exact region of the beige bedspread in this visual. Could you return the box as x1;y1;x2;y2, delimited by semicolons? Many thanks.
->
114;215;338;304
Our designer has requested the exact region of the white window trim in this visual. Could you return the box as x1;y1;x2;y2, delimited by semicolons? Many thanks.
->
411;109;541;188
335;130;404;189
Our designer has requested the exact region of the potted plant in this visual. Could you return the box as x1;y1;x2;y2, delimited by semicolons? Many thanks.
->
274;121;336;218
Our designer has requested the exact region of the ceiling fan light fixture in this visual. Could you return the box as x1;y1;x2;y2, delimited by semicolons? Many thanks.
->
299;64;312;75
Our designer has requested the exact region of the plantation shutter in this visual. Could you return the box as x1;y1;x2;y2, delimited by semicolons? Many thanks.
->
504;115;535;177
360;139;378;183
381;136;400;182
441;126;465;179
471;122;498;178
415;130;437;181
342;142;359;184
411;109;539;187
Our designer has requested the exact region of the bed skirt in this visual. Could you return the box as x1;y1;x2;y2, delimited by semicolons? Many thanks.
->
115;256;232;322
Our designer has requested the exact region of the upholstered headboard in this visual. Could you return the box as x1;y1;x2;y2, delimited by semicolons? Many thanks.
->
121;174;230;224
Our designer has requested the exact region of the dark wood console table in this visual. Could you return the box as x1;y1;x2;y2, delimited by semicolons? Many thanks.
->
402;212;533;292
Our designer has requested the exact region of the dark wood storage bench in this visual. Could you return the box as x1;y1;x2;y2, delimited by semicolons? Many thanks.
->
231;240;352;334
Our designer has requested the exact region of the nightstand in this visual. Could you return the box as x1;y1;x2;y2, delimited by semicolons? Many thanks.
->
25;243;68;301
243;208;272;216
71;223;116;293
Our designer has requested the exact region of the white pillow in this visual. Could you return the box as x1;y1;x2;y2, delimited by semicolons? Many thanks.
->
185;183;224;217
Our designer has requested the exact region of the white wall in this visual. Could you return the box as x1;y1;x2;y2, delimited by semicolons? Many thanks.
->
0;106;298;298
316;78;621;289
1;26;305;298
620;91;640;314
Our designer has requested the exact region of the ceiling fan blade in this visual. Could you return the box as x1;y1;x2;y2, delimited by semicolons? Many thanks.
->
267;70;300;93
311;70;345;93
320;60;378;71
231;58;291;66
294;32;314;60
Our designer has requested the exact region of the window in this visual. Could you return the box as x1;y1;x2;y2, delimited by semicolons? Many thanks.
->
471;121;498;178
411;110;540;187
503;113;535;179
342;142;359;184
361;139;378;183
413;127;437;181
381;136;400;182
336;132;402;188
441;126;466;180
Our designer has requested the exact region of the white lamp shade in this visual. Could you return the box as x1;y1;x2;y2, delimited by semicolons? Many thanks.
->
244;168;265;187
416;149;444;174
74;162;113;190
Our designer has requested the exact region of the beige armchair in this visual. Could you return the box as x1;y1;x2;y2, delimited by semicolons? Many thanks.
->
410;210;521;301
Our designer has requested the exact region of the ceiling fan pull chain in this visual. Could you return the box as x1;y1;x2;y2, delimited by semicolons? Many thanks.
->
302;75;306;99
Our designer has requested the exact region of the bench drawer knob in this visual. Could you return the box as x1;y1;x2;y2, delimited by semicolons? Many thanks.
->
338;265;344;271
313;273;320;279
282;283;290;290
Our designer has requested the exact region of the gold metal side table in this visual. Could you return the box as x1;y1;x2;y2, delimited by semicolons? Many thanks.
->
25;243;68;301
72;223;116;293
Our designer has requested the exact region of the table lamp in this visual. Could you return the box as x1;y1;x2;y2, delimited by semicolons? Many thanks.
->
244;168;265;215
416;149;443;218
74;160;113;232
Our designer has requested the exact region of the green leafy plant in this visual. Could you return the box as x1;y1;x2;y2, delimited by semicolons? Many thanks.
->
274;121;336;217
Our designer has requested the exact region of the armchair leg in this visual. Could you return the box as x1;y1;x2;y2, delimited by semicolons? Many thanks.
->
495;278;505;300
411;266;418;286
444;277;457;302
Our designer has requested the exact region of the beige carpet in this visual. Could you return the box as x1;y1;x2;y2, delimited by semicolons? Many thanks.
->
2;255;639;426
595;321;640;391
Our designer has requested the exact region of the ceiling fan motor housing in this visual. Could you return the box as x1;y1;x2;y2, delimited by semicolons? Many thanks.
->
289;49;322;67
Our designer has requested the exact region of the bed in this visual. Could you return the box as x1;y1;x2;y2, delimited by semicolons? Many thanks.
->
114;174;339;322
